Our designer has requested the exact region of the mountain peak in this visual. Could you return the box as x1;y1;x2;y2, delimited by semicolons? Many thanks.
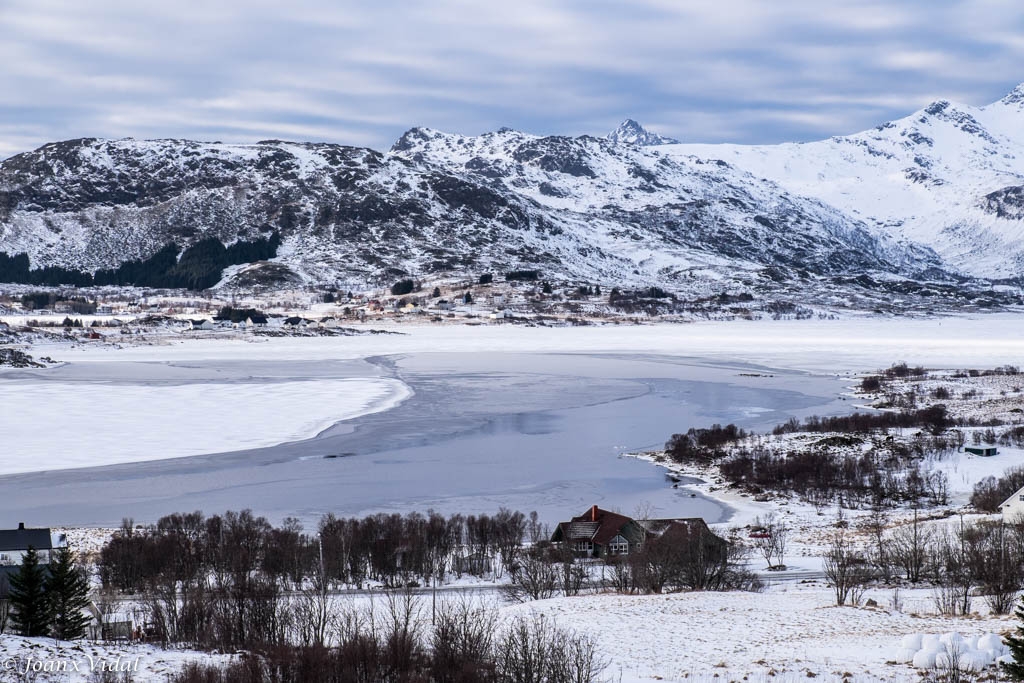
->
999;82;1024;106
607;119;679;146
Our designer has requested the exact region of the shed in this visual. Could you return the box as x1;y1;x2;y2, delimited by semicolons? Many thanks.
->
964;446;998;457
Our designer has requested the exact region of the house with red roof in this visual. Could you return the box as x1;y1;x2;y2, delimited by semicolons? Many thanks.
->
550;505;724;559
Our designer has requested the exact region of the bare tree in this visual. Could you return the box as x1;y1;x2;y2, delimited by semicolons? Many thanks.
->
859;507;892;580
753;514;788;569
823;530;874;606
889;510;932;582
503;551;558;602
430;597;498;682
294;565;332;647
495;614;607;683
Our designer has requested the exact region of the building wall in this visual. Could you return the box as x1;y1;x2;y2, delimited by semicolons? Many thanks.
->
1001;492;1024;521
0;548;51;566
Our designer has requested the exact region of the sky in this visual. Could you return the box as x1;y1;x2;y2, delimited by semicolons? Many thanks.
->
2;0;1024;159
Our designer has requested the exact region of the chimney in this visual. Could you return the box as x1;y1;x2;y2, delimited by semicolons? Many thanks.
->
590;505;598;522
18;522;25;530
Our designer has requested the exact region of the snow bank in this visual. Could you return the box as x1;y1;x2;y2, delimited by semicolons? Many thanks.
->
0;378;410;474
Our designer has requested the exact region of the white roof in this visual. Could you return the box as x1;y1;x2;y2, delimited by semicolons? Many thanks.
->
999;484;1024;510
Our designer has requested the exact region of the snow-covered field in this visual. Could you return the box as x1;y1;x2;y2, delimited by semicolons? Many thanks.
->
516;583;1015;683
0;634;232;682
0;377;409;474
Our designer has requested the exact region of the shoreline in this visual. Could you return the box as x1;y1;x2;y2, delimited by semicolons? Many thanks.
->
0;350;849;527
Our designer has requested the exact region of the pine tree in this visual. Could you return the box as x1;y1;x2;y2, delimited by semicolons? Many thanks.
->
9;547;50;637
1004;598;1024;679
46;546;91;640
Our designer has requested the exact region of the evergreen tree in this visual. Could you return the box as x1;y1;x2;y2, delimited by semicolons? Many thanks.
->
46;547;91;640
9;547;50;637
1004;598;1024;679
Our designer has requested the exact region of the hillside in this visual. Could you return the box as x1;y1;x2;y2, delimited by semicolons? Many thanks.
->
669;84;1024;279
1;90;1024;311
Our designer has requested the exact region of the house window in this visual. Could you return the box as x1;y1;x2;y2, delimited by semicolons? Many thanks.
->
608;536;629;556
1019;495;1024;501
573;540;593;553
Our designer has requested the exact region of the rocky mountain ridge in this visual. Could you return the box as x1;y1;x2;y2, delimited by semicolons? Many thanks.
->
0;94;1022;311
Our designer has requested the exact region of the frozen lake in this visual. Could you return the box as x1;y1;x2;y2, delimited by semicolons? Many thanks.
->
0;349;851;527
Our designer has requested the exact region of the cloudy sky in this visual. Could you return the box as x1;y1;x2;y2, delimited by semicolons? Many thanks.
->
2;0;1024;159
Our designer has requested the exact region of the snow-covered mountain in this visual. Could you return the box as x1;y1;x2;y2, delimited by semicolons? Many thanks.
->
2;87;1024;309
666;84;1024;279
607;119;680;146
0;130;940;294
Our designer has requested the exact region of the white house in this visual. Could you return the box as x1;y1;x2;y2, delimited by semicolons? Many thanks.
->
488;310;508;319
999;486;1024;521
188;319;213;331
0;523;67;568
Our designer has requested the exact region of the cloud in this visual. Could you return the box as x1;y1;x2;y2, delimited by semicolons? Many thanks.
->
1;0;1023;158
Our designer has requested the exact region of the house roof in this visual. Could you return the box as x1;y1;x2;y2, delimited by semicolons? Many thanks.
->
0;526;53;552
999;485;1024;510
553;506;724;548
638;518;711;535
248;314;268;324
557;506;636;547
639;518;721;545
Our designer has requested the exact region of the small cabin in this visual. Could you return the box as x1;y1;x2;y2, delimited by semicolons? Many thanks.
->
964;446;998;457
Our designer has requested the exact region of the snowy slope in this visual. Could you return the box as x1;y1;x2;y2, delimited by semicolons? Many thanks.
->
664;84;1024;278
0;132;945;295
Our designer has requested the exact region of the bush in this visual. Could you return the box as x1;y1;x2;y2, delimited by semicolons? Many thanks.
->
390;279;415;295
860;376;882;392
884;362;927;379
505;270;539;281
478;273;493;284
771;405;950;436
664;424;747;464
